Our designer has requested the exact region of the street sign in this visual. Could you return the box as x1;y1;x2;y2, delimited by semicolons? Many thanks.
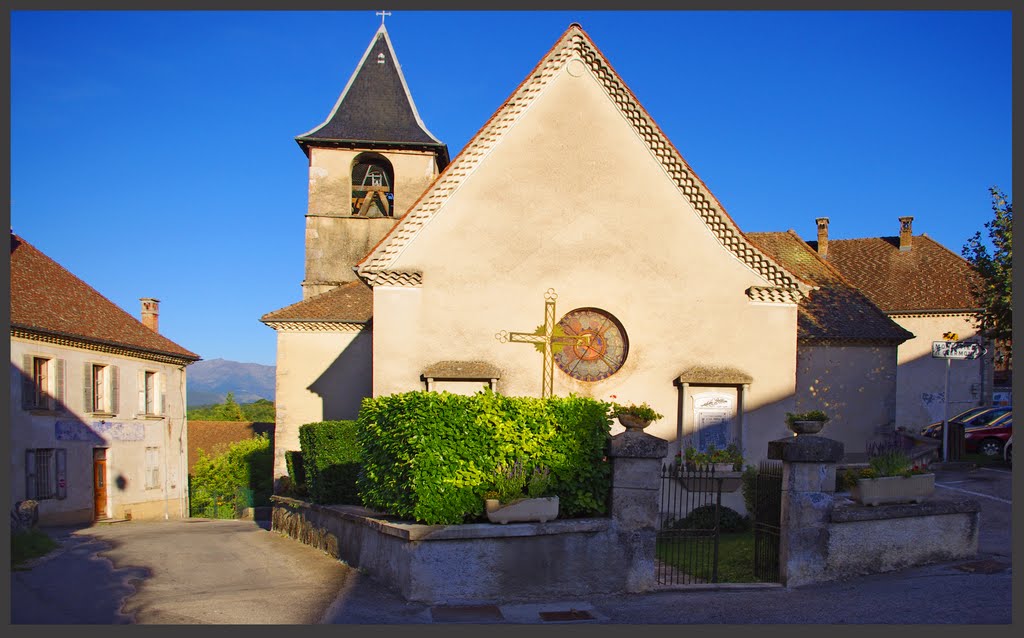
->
932;341;982;360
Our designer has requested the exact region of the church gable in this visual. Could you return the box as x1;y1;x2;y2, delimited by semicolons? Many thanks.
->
357;24;803;301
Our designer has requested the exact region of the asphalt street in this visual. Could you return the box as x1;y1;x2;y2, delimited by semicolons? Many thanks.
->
9;465;1013;625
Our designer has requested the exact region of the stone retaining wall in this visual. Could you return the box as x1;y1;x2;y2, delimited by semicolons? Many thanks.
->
271;496;627;603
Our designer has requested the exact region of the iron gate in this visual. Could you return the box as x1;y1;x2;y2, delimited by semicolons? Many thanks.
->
752;460;783;583
656;463;725;585
656;461;783;585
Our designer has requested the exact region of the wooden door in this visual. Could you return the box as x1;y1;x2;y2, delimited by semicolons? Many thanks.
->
93;458;107;519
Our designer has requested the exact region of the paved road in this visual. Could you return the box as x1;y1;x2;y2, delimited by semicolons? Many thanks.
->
10;465;1012;624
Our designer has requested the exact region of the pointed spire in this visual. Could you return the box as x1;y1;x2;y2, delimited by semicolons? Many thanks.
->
296;23;448;167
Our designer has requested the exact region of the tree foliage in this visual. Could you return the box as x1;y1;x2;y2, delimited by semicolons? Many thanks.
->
962;187;1012;361
188;393;275;422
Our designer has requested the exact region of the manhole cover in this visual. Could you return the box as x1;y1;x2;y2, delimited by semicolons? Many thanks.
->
955;559;1009;574
539;609;595;621
430;605;504;622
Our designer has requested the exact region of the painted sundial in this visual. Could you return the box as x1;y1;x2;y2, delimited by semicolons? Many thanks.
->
553;308;628;382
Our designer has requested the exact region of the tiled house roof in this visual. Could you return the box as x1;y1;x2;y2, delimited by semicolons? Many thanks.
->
295;24;449;167
260;280;373;325
9;233;200;363
747;231;913;345
810;235;982;313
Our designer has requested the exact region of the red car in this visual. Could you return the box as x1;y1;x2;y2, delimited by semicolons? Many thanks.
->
964;412;1013;457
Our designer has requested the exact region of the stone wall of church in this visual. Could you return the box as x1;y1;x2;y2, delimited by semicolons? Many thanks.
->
272;327;371;483
890;313;992;429
796;343;898;453
367;60;801;462
302;147;440;296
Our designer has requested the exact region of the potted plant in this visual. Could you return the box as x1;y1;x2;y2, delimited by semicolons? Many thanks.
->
609;400;663;431
680;443;745;491
843;450;934;506
484;461;559;524
785;410;830;435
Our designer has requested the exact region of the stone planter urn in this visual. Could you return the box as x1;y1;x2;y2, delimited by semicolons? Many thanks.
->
850;474;935;506
617;414;652;431
787;419;827;435
485;496;559;524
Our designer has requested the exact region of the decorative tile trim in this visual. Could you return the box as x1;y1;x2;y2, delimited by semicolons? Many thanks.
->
10;327;197;365
262;321;367;333
357;26;800;296
887;310;980;319
746;286;804;304
369;270;422;287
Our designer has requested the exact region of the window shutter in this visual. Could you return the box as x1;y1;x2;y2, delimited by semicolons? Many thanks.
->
22;355;34;409
25;450;37;500
84;363;94;412
55;449;67;500
158;373;167;416
138;370;146;414
109;366;120;414
55;358;65;407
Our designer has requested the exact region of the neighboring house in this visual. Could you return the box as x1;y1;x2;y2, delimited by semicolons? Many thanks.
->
261;22;985;486
809;217;993;428
187;421;274;474
10;232;200;525
746;231;914;451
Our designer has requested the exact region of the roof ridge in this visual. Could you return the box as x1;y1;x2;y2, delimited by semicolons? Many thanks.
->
356;24;800;291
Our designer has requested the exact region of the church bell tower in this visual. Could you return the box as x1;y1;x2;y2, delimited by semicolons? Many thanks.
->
295;23;449;298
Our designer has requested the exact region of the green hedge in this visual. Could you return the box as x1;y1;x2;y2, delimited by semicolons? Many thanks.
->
356;390;612;524
190;435;273;514
285;450;306;487
298;420;362;504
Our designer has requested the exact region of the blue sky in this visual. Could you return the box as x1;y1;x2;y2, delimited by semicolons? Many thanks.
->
10;10;1013;367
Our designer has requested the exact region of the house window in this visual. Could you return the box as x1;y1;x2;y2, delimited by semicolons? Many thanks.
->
84;363;119;415
21;355;65;411
25;448;66;500
145;447;161;489
139;370;164;416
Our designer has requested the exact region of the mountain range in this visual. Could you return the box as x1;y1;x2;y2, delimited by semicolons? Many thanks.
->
187;358;275;406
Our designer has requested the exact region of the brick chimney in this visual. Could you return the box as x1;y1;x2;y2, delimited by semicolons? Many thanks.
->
140;298;160;333
815;217;829;258
898;216;914;252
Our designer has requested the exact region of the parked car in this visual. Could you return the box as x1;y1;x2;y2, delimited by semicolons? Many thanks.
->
964;412;1013;457
920;406;1012;439
1004;435;1012;467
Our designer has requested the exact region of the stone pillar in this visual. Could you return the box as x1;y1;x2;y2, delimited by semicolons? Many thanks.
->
608;429;667;592
767;435;844;588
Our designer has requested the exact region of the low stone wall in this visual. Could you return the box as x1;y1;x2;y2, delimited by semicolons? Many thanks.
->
271;496;627;604
826;496;980;578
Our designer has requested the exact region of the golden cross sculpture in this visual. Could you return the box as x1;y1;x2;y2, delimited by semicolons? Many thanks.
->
496;288;590;398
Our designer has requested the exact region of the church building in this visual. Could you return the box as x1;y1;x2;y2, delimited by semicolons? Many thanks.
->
262;22;984;485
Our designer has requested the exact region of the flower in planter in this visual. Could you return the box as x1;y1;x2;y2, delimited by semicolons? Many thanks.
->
683;442;744;470
488;460;554;504
843;450;930;485
785;410;829;426
608;396;663;425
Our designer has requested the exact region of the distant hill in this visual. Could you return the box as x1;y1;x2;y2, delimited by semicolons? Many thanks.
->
187;358;275;406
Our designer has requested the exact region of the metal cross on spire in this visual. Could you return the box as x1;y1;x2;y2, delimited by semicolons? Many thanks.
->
376;10;391;25
496;288;590;398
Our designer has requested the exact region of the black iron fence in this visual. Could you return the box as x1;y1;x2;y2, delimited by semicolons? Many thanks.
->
752;460;783;583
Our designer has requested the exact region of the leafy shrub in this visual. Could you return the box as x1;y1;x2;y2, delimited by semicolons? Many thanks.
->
190;434;273;516
298;420;362;505
356;390;612;524
671;505;749;533
285;450;306;489
740;464;758;514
